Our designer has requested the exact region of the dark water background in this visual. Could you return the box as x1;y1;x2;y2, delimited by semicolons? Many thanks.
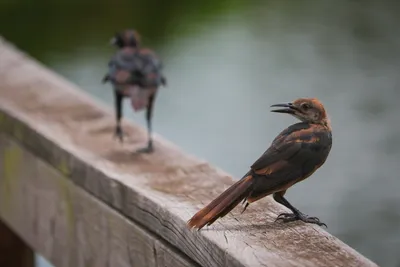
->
1;1;400;266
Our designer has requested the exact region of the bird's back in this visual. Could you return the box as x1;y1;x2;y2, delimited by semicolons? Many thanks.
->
106;47;166;88
247;122;332;201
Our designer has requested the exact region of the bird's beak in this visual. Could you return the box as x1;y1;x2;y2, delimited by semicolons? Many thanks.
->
270;103;298;114
109;37;117;46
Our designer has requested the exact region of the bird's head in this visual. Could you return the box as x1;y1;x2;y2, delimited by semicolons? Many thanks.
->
271;98;330;126
110;29;141;48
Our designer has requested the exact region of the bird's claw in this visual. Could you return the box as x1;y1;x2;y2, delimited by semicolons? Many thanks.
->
275;212;327;227
135;141;154;154
114;126;124;143
135;146;154;154
275;212;294;222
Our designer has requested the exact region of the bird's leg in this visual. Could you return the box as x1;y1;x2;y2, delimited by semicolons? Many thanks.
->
114;90;124;142
273;191;327;227
135;93;155;153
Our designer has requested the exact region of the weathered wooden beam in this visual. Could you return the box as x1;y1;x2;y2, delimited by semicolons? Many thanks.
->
0;220;34;267
0;36;378;267
0;135;194;267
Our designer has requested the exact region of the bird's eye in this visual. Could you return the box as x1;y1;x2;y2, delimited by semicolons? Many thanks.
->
301;103;311;110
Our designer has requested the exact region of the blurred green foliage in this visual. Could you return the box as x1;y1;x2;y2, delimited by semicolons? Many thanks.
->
0;0;245;60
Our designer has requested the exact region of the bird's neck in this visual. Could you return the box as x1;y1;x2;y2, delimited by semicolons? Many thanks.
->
319;117;332;131
304;117;331;131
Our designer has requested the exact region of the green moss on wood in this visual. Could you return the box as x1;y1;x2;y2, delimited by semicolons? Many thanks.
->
0;112;5;131
58;177;75;237
0;143;22;217
13;123;23;141
0;112;4;124
57;159;71;177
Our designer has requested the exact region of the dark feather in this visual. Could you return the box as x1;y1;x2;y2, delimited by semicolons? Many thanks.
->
105;47;166;89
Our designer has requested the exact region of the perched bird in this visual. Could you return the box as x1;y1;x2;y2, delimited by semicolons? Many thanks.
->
103;29;167;153
187;98;332;230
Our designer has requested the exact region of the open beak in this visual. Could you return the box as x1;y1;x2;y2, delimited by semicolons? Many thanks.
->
270;103;298;114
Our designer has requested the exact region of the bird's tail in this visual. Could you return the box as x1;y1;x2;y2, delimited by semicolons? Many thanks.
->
187;175;255;230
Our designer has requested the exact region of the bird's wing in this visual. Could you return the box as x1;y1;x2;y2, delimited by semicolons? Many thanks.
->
105;49;144;85
250;123;311;171
247;123;329;202
137;48;165;87
106;48;165;88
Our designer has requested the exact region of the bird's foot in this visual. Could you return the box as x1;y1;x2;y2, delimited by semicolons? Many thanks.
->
134;141;154;154
114;126;124;143
275;212;327;227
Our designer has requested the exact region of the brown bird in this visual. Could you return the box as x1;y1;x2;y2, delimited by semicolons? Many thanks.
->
187;98;332;230
103;29;166;153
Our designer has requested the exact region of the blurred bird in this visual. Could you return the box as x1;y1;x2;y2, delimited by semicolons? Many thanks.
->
103;29;167;153
187;98;332;230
